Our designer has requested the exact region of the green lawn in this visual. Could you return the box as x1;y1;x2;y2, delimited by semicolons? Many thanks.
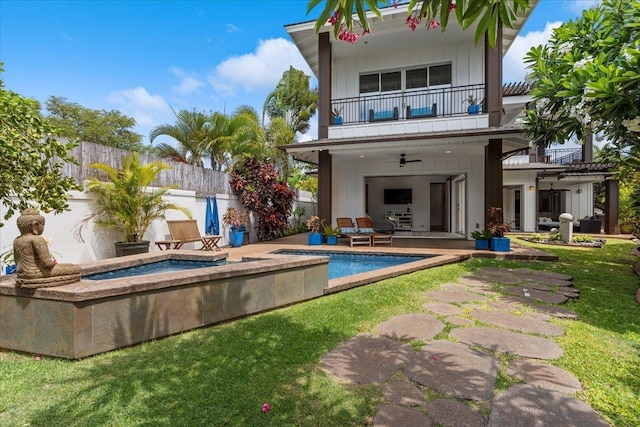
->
1;239;638;426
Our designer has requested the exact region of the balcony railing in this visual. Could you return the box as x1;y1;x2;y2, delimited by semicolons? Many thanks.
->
546;149;583;165
331;84;485;126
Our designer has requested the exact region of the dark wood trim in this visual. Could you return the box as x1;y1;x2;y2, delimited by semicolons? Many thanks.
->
485;22;503;127
485;139;504;225
318;32;331;139
604;179;619;234
318;150;332;225
582;133;593;162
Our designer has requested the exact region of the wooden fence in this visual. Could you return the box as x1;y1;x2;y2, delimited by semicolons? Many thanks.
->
63;140;231;195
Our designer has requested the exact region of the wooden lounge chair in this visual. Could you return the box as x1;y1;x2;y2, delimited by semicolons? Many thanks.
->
356;217;393;246
155;219;221;251
336;217;371;247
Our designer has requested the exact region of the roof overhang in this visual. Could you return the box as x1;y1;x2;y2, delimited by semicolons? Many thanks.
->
281;126;530;165
285;0;540;77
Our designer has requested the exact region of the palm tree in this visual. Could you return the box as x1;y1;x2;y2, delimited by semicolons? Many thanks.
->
263;66;318;135
265;116;295;180
149;109;211;167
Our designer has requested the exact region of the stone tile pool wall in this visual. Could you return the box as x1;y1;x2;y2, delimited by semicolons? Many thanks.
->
0;251;328;359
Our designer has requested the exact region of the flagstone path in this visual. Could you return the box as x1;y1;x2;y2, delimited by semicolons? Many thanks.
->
320;267;609;426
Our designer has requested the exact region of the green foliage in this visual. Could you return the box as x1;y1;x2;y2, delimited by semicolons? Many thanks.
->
322;223;340;236
0;65;80;227
308;0;531;48
471;229;492;240
80;153;191;242
263;66;318;135
529;232;544;241
572;234;593;243
45;96;145;151
523;0;640;166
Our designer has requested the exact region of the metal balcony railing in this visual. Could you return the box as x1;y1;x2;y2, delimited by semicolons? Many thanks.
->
546;149;583;165
330;84;485;126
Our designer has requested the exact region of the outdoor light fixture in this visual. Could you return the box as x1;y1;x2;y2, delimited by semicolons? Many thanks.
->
529;185;535;191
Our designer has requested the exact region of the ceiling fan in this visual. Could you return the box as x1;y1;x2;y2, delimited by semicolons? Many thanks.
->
399;153;421;168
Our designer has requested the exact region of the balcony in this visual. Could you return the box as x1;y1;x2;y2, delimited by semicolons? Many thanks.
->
331;84;485;126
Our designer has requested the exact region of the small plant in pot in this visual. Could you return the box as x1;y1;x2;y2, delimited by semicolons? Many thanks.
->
487;206;511;252
332;106;343;125
306;215;323;245
323;223;340;245
76;153;192;257
463;94;480;114
470;229;492;250
223;207;249;247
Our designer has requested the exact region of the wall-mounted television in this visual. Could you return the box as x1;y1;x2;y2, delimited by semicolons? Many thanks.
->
384;188;412;204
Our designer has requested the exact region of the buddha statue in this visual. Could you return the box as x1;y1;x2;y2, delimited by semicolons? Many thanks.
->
13;208;81;288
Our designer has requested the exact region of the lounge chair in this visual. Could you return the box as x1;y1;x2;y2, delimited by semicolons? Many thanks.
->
336;217;371;247
155;219;221;251
356;217;393;246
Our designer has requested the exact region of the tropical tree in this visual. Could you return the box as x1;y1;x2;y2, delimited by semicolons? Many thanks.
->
45;96;145;151
0;65;79;226
265;116;296;180
263;66;318;135
522;0;639;158
308;0;531;48
149;109;211;167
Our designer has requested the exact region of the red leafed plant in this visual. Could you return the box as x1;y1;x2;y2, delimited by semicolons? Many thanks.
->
229;158;295;241
487;206;511;238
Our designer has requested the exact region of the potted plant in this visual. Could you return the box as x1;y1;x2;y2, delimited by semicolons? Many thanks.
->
463;94;480;114
79;153;192;257
487;206;511;252
470;229;492;250
323;223;340;245
223;207;249;247
305;215;323;245
332;106;343;125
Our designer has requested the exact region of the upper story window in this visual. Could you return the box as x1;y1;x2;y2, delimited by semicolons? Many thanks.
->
363;64;452;94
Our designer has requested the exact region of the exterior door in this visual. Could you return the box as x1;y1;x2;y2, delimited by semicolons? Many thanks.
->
430;183;447;231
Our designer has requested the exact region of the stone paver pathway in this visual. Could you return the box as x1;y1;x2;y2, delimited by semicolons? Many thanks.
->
319;267;609;426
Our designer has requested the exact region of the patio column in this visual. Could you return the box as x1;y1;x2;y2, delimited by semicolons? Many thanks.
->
604;179;619;234
582;133;593;162
318;150;332;225
318;32;331;139
485;21;503;127
485;139;503;225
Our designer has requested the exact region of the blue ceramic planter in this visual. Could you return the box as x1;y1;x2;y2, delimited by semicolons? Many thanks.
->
491;237;510;252
326;235;338;245
468;104;480;114
308;232;323;245
229;227;245;247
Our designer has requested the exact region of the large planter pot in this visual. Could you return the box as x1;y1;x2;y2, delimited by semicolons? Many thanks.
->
619;223;634;234
308;232;323;246
474;239;490;250
326;235;338;245
229;227;245;247
114;241;150;257
491;237;510;252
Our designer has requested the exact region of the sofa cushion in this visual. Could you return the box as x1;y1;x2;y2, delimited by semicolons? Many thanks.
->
373;110;395;120
340;227;357;234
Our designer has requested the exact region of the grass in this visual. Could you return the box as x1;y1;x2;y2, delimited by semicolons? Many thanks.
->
1;239;638;426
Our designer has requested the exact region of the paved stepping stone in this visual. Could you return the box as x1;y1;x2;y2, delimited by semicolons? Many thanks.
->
423;302;464;316
321;334;415;384
446;316;475;326
427;398;486;427
426;288;489;304
382;381;426;406
522;311;552;321
451;327;563;359
507;358;582;395
558;289;580;298
404;340;499;401
485;301;528;312
498;296;579;319
442;283;495;296
467;273;524;285
521;282;554;291
526;277;575;288
374;404;432;426
520;270;573;282
501;285;568;304
470;310;564;336
457;277;497;293
376;313;445;341
489;384;608;427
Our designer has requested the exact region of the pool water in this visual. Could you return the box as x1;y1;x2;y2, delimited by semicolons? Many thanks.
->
84;259;226;280
275;250;431;279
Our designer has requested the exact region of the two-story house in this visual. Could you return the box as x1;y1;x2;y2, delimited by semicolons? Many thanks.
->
283;2;619;237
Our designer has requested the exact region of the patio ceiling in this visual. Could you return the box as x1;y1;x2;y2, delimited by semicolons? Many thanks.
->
286;0;540;78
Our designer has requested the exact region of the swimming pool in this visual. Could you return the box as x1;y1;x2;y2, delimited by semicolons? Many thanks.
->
274;250;432;279
84;259;228;280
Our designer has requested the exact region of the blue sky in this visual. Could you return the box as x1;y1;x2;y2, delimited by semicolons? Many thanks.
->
1;0;600;144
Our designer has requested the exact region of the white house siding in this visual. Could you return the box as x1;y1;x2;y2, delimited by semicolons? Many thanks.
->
331;150;485;237
332;39;484;100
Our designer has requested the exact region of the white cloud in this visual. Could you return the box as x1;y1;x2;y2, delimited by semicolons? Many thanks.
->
169;66;205;96
227;24;241;33
208;38;314;96
108;86;172;129
503;21;562;83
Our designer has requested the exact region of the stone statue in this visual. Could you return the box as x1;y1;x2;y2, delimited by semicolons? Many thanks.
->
13;208;81;288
